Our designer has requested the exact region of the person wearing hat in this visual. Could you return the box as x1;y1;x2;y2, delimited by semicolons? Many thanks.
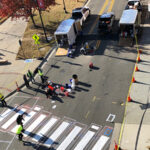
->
16;114;24;126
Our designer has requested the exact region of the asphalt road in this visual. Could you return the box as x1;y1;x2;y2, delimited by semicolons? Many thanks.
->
0;0;138;150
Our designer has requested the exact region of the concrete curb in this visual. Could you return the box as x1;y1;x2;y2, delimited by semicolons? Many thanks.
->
5;46;57;99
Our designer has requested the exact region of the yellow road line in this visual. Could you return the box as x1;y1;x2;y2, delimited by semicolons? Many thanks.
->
92;96;96;102
91;0;115;50
99;0;110;15
85;111;90;119
88;0;109;34
108;0;115;12
96;40;101;50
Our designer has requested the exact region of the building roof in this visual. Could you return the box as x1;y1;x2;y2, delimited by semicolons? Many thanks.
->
119;9;138;25
55;19;75;35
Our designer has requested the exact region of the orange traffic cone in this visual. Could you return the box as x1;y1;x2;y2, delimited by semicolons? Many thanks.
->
132;77;135;83
15;81;20;92
128;95;131;102
137;56;141;62
138;49;142;54
135;66;139;71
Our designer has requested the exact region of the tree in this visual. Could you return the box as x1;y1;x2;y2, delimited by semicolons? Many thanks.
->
0;0;55;27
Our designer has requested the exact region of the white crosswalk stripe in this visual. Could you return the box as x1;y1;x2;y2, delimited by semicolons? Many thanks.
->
92;135;110;150
74;130;95;150
1;108;27;130
57;126;82;150
0;105;113;149
0;106;17;122
32;117;58;142
24;114;46;137
11;111;37;133
43;121;70;147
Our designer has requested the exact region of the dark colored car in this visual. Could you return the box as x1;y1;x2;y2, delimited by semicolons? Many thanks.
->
98;12;115;33
125;0;142;11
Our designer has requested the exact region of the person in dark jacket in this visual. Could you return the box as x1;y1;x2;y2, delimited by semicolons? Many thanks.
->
38;68;45;83
27;70;35;83
23;74;30;88
16;114;24;126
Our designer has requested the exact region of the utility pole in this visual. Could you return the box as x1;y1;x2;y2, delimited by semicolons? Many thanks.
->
35;0;49;42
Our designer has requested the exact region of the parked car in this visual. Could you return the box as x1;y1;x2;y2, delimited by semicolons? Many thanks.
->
125;0;142;11
72;7;90;26
98;12;115;33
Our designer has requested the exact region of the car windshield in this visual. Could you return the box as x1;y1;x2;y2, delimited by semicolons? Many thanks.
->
128;1;139;6
72;12;82;19
100;18;111;22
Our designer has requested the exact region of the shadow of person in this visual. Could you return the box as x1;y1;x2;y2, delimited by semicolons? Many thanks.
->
78;81;92;87
75;86;89;92
51;96;64;103
92;66;100;70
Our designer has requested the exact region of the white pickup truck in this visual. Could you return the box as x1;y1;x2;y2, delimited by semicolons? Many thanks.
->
72;7;90;26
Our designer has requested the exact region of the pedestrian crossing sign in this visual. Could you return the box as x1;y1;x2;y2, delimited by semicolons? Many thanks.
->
32;34;40;45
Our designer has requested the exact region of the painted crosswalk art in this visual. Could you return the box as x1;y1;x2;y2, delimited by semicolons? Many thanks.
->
0;105;113;150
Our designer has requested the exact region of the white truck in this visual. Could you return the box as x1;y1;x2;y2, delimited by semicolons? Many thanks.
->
54;19;78;47
72;6;90;26
119;9;141;46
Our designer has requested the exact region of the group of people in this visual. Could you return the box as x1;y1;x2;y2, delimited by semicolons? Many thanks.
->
23;67;45;88
44;74;78;99
22;67;79;99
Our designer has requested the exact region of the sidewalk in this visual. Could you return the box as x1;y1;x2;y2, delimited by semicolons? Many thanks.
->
0;18;41;96
111;3;150;150
120;16;150;150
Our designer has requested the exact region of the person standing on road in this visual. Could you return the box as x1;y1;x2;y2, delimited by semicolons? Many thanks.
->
38;67;45;83
27;70;35;83
23;74;30;88
16;114;24;126
0;93;7;107
16;124;24;141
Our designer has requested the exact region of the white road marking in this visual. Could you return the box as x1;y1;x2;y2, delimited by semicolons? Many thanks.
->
1;108;27;129
106;114;116;122
74;131;95;150
57;126;82;150
44;121;70;147
24;114;46;137
32;117;58;142
92;135;109;150
34;107;41;111
91;125;99;130
0;107;16;122
52;105;56;109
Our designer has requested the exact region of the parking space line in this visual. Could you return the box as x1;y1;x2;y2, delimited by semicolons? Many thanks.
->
92;96;96;102
85;111;90;119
